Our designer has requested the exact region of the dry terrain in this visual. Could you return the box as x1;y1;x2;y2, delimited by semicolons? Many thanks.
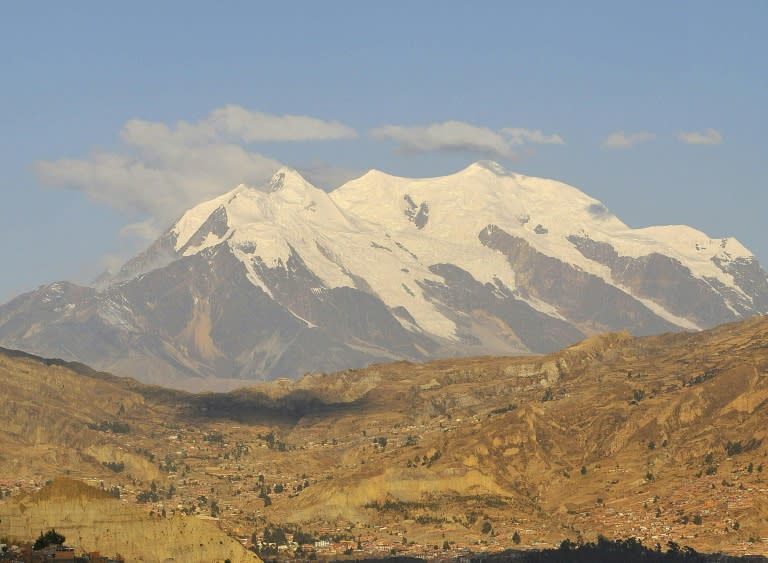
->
2;316;768;559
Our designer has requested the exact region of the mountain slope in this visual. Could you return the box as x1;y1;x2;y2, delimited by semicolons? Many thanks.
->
1;162;766;388
2;317;768;555
0;479;260;562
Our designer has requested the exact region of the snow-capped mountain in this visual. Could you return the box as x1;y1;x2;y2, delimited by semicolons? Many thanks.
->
2;161;766;389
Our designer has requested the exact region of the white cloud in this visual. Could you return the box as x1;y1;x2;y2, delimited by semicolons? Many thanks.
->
677;128;723;145
119;219;162;244
121;105;357;147
36;143;283;219
92;219;166;281
602;131;656;149
35;106;358;224
371;121;515;158
501;128;565;146
370;121;564;159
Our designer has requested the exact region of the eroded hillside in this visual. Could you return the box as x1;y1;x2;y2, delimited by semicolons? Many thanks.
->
1;317;768;557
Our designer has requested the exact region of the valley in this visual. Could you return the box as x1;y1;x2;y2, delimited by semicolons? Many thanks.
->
2;316;768;559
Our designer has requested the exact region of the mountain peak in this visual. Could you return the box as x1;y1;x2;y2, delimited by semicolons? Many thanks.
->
266;167;311;193
6;161;765;391
461;160;511;176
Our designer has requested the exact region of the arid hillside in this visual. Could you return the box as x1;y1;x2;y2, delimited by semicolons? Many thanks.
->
0;478;259;562
1;317;768;557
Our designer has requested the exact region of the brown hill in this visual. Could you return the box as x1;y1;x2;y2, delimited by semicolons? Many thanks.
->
1;317;768;556
0;478;259;562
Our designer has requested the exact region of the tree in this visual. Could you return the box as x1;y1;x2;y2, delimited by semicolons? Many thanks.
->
263;526;287;545
512;531;521;545
33;529;65;550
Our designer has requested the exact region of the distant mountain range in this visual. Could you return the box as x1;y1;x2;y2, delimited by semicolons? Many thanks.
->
1;161;766;389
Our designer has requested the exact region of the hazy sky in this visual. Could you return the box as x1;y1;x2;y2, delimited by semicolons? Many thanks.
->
2;1;766;304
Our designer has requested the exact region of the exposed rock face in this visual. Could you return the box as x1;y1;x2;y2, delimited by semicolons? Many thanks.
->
480;226;677;335
0;479;259;563
418;263;584;353
1;162;766;389
403;194;430;229
179;205;230;254
712;254;768;312
567;235;743;326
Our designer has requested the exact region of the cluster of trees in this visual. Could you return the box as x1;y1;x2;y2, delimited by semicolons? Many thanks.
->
364;498;437;516
724;439;761;457
86;420;130;434
684;370;718;387
159;452;180;473
405;450;442;468
256;473;308;506
136;489;160;503
479;536;760;562
372;436;388;448
136;481;160;503
102;460;124;473
259;486;272;506
489;403;517;417
697;446;764;479
258;431;289;451
33;529;65;550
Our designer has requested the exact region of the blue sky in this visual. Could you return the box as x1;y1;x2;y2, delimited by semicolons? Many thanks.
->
1;1;766;303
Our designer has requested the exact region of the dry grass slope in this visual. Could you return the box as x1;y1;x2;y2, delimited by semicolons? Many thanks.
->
0;478;260;563
1;316;768;556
